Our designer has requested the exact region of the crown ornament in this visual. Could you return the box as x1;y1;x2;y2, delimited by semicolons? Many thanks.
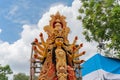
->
44;12;70;44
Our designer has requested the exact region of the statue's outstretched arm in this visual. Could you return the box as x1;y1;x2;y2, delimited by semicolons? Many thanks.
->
33;53;44;60
39;33;45;46
33;46;45;57
73;60;85;64
72;36;78;45
34;38;44;51
73;43;83;53
74;51;86;58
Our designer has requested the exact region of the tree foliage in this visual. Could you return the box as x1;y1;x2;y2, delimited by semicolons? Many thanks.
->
13;73;38;80
0;65;13;80
13;73;29;80
78;0;120;58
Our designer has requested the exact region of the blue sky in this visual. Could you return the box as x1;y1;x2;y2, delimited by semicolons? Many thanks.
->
0;0;73;43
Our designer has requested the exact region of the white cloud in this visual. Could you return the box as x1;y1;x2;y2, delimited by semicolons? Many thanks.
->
0;0;97;79
0;28;2;33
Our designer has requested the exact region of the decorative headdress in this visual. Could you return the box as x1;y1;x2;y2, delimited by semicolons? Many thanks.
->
44;12;70;44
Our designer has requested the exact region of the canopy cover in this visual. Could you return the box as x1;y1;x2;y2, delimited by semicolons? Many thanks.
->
82;53;120;80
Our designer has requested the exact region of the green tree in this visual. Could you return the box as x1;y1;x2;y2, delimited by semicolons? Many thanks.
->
78;0;120;58
13;73;38;80
13;73;29;80
0;65;13;80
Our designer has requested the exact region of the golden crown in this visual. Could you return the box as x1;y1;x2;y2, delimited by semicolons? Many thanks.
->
44;12;70;44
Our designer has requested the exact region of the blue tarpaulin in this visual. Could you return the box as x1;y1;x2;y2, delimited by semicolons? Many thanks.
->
81;53;120;80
